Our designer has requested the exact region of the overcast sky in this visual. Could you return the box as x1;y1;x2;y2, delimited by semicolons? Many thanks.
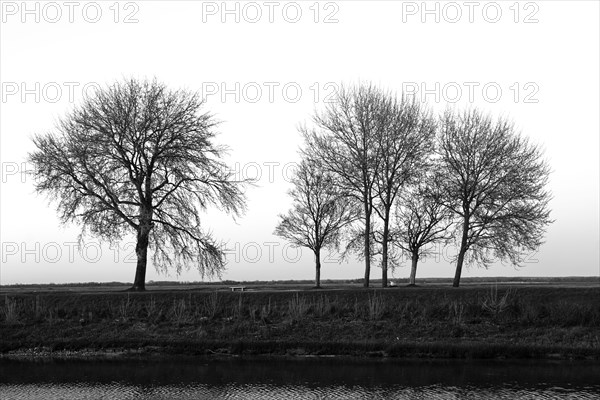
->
1;0;598;284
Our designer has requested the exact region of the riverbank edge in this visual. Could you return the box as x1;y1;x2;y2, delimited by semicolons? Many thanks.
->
2;340;599;362
3;286;599;363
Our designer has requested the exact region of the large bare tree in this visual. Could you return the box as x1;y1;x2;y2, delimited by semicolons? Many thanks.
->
437;108;552;287
372;94;436;287
301;84;386;287
28;78;246;291
274;159;357;288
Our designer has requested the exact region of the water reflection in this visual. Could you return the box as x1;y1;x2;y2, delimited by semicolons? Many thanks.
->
1;358;599;399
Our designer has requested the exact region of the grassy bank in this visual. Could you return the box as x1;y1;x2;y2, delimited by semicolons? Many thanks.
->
1;284;599;360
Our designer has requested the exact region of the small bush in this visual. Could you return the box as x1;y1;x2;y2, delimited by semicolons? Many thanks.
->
203;291;219;319
288;293;308;322
397;300;419;324
482;285;513;317
144;296;157;319
367;292;385;321
45;306;56;325
448;300;465;326
32;295;45;320
248;304;259;322
260;298;272;323
3;296;19;324
517;301;541;325
171;298;188;324
313;295;332;318
232;294;245;320
117;294;132;322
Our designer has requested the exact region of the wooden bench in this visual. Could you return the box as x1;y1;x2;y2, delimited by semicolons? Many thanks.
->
230;286;246;292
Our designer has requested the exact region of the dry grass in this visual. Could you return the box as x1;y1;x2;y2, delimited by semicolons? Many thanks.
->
1;285;599;359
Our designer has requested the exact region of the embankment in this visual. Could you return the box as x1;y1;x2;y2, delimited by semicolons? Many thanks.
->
1;284;599;360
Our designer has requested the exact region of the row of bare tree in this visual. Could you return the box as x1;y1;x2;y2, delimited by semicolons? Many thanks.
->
275;84;552;288
28;79;551;291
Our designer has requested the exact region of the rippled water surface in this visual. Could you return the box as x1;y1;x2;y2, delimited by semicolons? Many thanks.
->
1;358;599;399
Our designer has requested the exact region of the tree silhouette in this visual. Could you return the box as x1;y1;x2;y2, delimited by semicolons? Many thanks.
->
437;108;553;287
372;94;436;287
393;171;452;286
275;159;357;288
28;78;247;291
301;84;385;287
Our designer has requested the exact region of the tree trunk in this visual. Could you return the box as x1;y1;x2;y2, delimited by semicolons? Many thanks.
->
130;220;151;291
381;213;389;288
453;248;467;288
453;217;470;288
363;204;371;288
409;251;419;285
315;248;321;288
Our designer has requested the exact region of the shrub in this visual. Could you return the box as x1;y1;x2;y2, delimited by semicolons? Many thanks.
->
144;296;157;319
482;285;513;317
171;298;188;324
3;296;19;324
367;292;385;321
288;292;308;322
232;294;244;320
260;298;273;323
203;291;219;319
448;300;465;326
117;294;132;322
313;295;332;318
32;295;45;321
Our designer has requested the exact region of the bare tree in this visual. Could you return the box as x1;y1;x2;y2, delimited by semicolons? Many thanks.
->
28;78;247;291
372;94;436;287
301;84;387;287
392;172;452;286
274;159;358;288
437;108;553;287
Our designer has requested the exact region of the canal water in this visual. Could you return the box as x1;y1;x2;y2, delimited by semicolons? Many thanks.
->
1;357;599;399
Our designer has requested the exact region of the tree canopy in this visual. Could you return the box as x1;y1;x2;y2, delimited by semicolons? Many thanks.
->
29;78;247;290
437;108;553;287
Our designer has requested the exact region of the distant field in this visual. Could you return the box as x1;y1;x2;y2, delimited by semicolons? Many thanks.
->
1;276;598;294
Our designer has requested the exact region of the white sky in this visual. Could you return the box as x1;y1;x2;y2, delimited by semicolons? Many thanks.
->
0;0;598;284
